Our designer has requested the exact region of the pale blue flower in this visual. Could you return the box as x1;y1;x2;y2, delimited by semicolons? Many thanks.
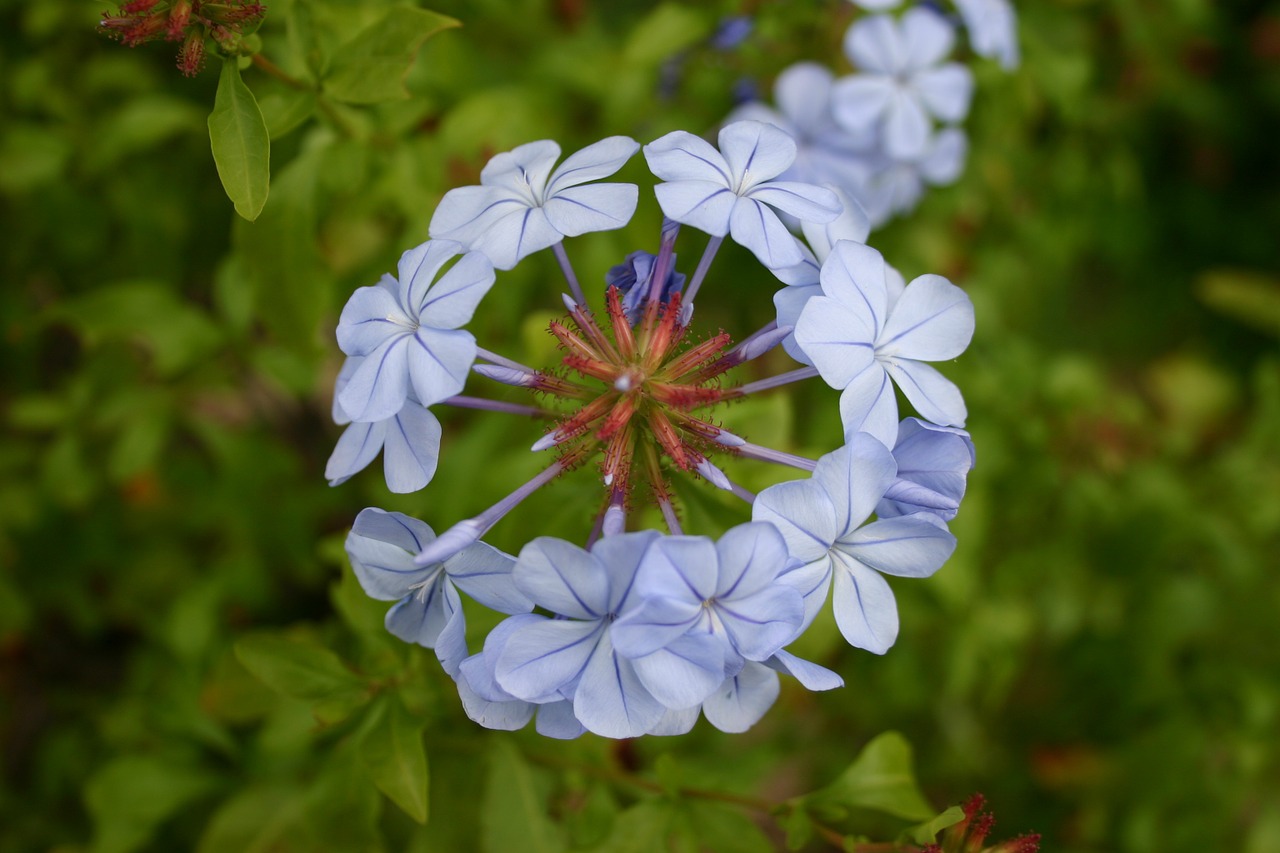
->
326;357;443;493
846;0;903;9
455;614;586;739
878;417;976;521
644;120;841;269
794;240;974;446
429;137;640;270
336;241;494;423
727;62;877;196
752;434;957;654
857;127;968;227
955;0;1019;70
345;508;531;676
492;531;670;739
833;8;973;159
612;523;805;713
770;186;876;364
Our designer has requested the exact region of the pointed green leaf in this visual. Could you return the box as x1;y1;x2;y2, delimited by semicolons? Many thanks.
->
588;799;673;853
86;755;218;853
482;740;564;853
324;7;459;104
209;60;270;220
907;805;967;846
234;633;367;703
804;731;935;822
358;696;430;823
257;89;317;140
196;786;307;853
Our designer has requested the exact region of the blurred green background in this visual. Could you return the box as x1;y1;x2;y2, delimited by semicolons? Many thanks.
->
2;0;1279;851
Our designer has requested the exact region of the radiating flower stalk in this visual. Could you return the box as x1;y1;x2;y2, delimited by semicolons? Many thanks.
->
330;118;980;739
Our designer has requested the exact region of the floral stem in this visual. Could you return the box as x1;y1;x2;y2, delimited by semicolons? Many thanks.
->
250;53;310;90
475;347;535;373
732;440;817;471
683;235;723;306
730;366;819;397
414;460;569;566
442;395;550;418
553;242;587;306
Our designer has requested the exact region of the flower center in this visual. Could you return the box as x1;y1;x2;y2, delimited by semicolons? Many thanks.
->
535;286;738;511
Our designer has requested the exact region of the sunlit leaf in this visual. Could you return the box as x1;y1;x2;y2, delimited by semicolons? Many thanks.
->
86;756;217;853
358;695;430;823
235;633;367;703
324;7;459;104
803;731;935;823
208;60;270;220
482;739;564;853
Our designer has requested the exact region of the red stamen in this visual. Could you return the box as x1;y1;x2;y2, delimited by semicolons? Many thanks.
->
605;286;636;360
563;355;619;383
649;382;723;411
550;319;606;363
554;394;617;443
657;331;732;381
597;395;637;442
642;291;686;372
568;304;621;364
648;409;690;469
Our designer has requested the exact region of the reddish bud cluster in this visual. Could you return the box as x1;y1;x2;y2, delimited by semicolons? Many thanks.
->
98;0;266;76
924;793;1040;853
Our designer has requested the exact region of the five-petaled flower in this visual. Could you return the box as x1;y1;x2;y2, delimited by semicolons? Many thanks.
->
345;508;532;676
336;240;494;423
794;240;975;447
833;8;974;160
644;120;842;269
753;435;958;654
429;137;641;270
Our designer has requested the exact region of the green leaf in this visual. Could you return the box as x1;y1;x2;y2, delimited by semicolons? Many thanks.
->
257;89;317;140
86;755;218;853
358;695;430;823
623;4;712;66
324;7;459;104
804;732;935;823
209;59;271;220
197;786;307;853
234;633;367;703
679;801;773;853
1197;268;1280;338
482;739;565;853
588;799;674;853
906;806;966;846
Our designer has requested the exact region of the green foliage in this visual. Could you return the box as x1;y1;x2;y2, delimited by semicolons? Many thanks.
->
803;732;937;824
209;60;271;220
357;695;430;824
2;1;1278;852
323;7;459;104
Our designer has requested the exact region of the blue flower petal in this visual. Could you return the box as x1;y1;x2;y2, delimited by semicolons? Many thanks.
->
497;618;604;703
702;662;780;733
327;419;387;487
381;403;441;493
572;632;666;738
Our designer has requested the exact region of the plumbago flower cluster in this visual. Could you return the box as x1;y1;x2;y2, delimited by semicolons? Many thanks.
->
329;120;976;739
730;0;1018;228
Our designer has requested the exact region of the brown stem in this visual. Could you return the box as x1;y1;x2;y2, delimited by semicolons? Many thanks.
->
250;53;309;90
